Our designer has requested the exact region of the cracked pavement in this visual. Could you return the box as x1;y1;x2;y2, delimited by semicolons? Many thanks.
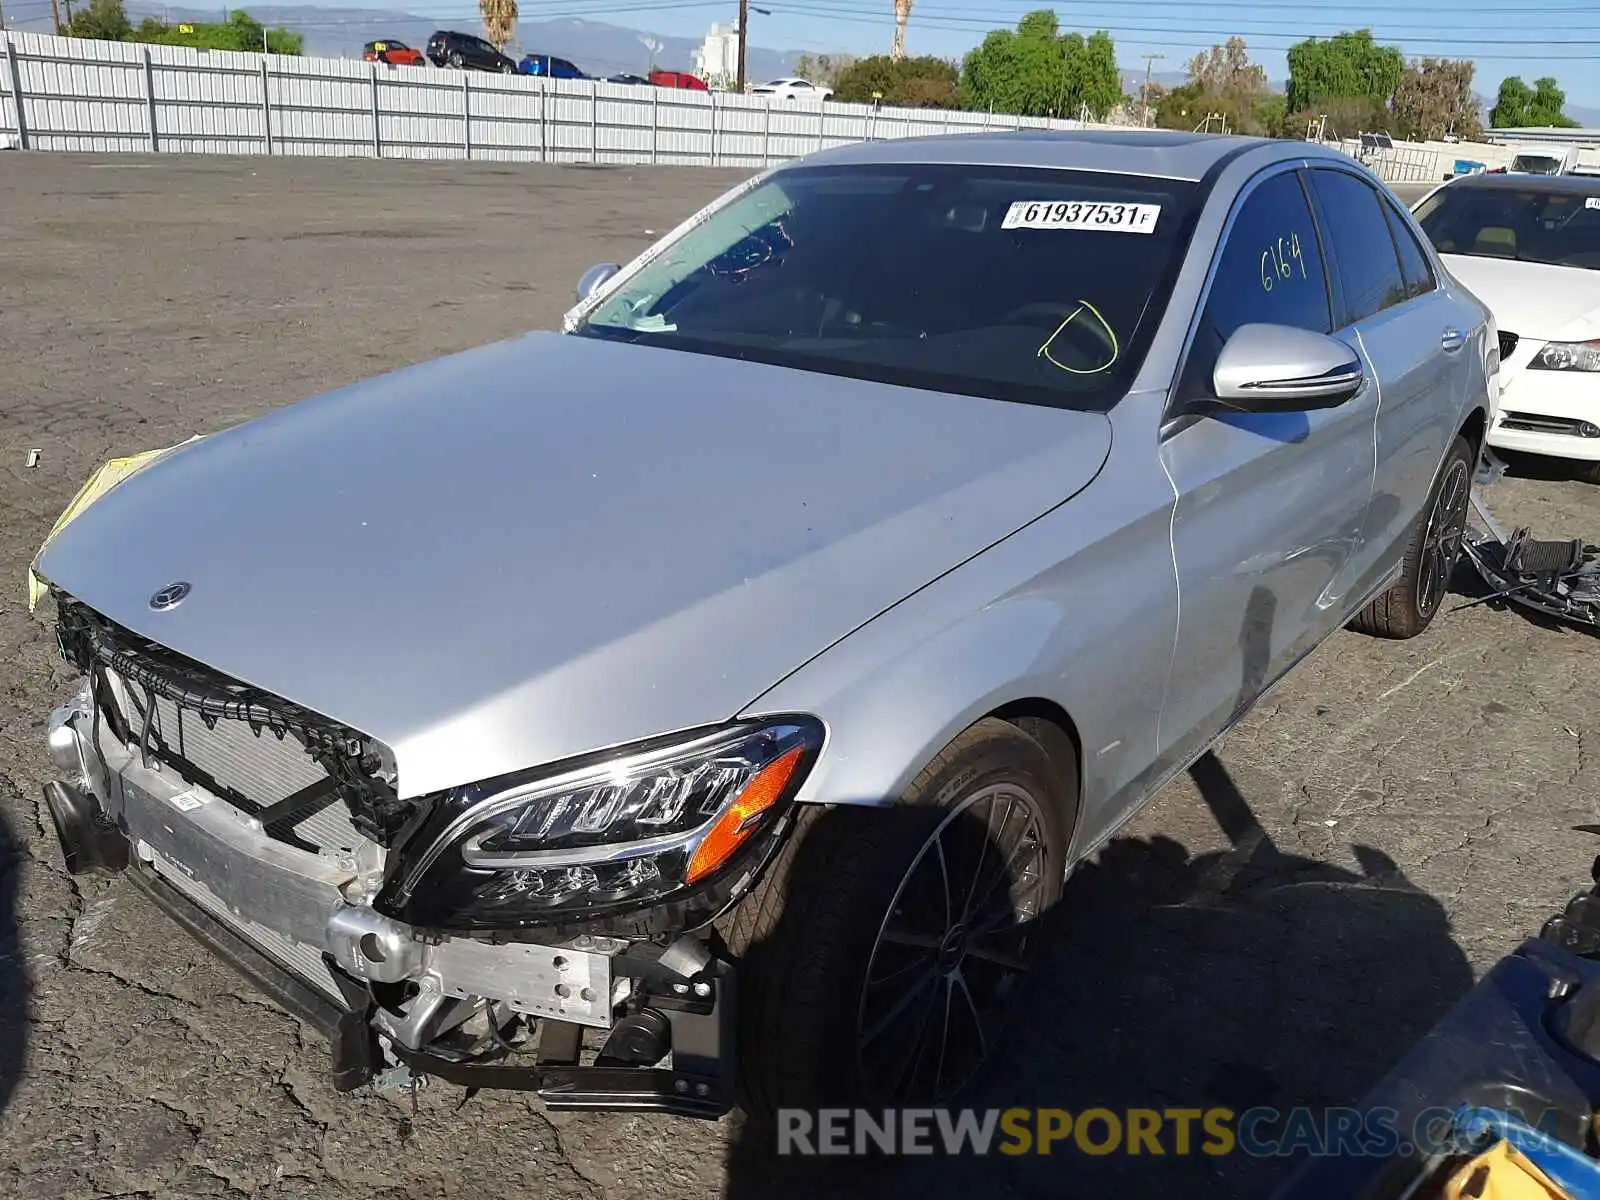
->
0;157;1596;1198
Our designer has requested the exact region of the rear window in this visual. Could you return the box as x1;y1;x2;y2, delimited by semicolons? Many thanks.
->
1414;185;1600;270
573;164;1201;411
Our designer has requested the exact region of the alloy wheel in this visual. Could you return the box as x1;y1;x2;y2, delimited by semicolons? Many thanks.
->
1418;458;1471;617
855;784;1049;1105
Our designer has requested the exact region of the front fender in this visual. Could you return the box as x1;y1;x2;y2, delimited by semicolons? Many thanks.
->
742;393;1180;858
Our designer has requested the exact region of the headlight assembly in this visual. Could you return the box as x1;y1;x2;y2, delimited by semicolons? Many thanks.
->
1532;340;1600;372
381;718;822;930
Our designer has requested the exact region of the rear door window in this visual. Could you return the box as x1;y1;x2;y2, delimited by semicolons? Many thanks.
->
1179;170;1332;399
1383;202;1436;300
1305;170;1409;324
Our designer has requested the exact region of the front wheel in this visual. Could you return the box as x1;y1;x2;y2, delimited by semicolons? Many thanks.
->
720;718;1074;1121
1349;434;1474;639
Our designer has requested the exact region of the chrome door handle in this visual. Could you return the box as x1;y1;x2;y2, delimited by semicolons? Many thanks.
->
1441;328;1465;352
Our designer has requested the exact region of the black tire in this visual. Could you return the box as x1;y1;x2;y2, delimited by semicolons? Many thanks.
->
1574;458;1600;486
720;717;1075;1123
448;51;464;68
1349;434;1474;639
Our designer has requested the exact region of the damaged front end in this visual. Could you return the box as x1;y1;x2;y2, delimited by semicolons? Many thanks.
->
45;596;819;1116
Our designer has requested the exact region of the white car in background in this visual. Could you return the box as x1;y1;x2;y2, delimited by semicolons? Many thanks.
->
1414;173;1600;482
749;77;832;102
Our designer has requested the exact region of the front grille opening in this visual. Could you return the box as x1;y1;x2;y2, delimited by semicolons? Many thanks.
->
55;596;417;846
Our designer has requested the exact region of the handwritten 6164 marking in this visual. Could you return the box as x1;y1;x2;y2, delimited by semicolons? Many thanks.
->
1261;231;1308;293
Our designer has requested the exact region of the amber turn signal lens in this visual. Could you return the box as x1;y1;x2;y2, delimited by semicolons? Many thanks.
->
685;745;806;884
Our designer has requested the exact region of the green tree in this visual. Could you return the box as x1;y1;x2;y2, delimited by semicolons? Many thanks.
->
132;11;302;54
1170;37;1276;135
832;55;960;107
1285;29;1404;116
959;9;1121;119
1490;75;1579;127
64;0;131;42
1391;58;1483;141
794;53;856;88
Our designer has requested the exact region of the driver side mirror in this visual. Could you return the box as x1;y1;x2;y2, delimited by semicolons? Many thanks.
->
575;262;621;303
1209;323;1367;413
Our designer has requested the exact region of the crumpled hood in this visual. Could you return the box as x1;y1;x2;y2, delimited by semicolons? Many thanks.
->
37;332;1112;798
1441;254;1600;344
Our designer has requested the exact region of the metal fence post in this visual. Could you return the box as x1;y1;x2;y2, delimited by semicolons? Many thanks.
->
6;37;28;150
461;72;470;159
260;58;272;155
589;79;597;163
370;64;380;157
142;46;158;152
710;92;717;167
650;85;659;165
539;81;547;162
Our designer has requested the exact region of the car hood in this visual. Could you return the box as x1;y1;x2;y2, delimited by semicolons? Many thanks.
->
1441;254;1600;343
37;332;1112;798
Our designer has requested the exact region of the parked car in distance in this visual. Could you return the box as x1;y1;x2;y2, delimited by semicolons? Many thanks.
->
425;30;516;73
1413;172;1600;481
518;53;587;79
362;39;426;67
649;69;707;91
1508;144;1579;176
606;73;652;86
36;131;1496;1124
750;77;832;101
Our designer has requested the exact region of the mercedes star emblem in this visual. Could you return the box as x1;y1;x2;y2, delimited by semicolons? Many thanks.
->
148;581;192;611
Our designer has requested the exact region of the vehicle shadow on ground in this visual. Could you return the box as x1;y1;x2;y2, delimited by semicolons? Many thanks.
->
719;752;1476;1200
1493;449;1599;489
0;788;27;1119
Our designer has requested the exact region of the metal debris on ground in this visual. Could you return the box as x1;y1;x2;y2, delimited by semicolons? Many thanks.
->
25;449;40;468
1460;488;1600;634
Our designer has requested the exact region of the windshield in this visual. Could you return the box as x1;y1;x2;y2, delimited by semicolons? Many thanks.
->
1414;185;1600;269
572;164;1200;411
1511;154;1563;174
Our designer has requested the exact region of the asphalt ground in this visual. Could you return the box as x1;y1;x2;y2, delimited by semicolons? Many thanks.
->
0;157;1595;1198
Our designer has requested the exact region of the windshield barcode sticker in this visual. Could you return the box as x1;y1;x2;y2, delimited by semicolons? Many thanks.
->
1587;197;1600;210
1002;200;1162;234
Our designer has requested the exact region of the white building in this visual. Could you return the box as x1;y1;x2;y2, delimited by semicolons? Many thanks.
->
694;22;742;88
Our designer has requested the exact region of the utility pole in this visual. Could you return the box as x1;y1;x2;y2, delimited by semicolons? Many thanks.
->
48;0;61;31
735;0;748;93
1140;52;1165;126
0;0;8;31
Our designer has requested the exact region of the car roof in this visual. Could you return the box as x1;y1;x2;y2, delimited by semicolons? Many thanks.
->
1442;172;1600;195
785;129;1334;183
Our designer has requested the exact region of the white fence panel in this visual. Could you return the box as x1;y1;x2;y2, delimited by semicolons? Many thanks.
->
9;29;1483;176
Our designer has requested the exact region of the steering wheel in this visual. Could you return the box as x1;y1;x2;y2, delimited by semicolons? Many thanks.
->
1002;300;1119;369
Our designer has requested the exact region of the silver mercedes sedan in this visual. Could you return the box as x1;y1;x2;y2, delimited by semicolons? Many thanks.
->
35;131;1495;1121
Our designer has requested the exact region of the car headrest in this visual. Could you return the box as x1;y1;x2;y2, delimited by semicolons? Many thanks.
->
1472;227;1518;258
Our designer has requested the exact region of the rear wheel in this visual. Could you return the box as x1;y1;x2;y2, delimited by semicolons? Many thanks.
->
1350;434;1473;639
721;718;1074;1122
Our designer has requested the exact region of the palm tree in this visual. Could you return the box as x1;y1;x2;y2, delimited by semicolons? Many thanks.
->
480;0;517;52
891;0;913;61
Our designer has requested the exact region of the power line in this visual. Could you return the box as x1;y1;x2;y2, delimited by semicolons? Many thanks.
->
768;1;1600;56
